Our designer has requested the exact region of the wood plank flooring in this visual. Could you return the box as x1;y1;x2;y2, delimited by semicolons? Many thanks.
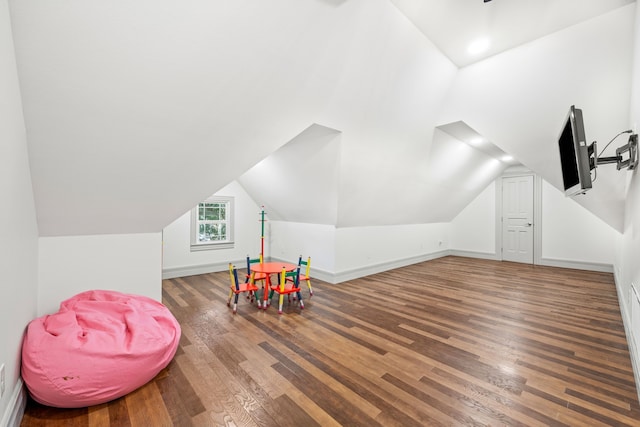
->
20;256;640;426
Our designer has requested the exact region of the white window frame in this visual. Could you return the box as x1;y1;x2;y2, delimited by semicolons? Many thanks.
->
190;196;234;251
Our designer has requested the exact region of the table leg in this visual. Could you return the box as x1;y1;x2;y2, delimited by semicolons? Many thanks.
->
263;274;270;310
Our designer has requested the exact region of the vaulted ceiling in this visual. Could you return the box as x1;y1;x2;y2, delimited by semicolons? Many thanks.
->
391;0;634;67
8;0;636;236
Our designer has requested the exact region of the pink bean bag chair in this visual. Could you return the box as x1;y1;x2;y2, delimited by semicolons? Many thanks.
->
21;290;181;408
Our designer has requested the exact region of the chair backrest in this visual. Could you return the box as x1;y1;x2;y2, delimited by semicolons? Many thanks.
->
282;266;301;289
298;255;311;277
229;263;241;291
246;255;263;273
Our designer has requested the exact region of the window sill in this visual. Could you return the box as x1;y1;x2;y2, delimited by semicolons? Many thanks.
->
190;242;234;252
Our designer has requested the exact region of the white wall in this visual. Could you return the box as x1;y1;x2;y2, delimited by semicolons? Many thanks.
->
450;176;618;270
616;0;640;397
450;183;496;256
170;173;617;285
38;233;162;316
165;210;453;285
162;181;262;278
164;187;455;285
334;223;450;282
541;180;618;267
269;221;336;280
0;1;38;423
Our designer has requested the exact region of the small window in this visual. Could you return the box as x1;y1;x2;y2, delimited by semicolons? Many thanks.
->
190;196;234;251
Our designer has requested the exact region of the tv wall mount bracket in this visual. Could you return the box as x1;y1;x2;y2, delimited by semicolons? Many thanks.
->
590;133;638;171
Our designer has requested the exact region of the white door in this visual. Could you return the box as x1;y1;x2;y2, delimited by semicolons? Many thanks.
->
502;175;534;264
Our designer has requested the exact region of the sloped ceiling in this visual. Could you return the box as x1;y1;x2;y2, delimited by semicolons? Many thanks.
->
237;124;341;225
238;122;509;228
439;4;636;231
10;0;354;235
390;0;634;67
236;1;636;231
8;0;637;236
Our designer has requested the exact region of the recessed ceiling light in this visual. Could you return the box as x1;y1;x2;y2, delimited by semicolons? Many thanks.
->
501;155;514;162
468;38;490;55
469;137;483;145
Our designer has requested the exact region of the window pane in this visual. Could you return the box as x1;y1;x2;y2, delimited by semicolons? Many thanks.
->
198;224;207;242
193;197;232;248
204;203;219;220
205;224;214;239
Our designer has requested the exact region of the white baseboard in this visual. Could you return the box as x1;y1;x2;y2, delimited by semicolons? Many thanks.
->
449;250;613;273
613;275;640;405
271;251;449;284
333;251;451;284
162;259;245;279
162;253;613;282
167;252;452;284
449;249;500;261
538;257;613;273
267;257;336;284
1;378;26;427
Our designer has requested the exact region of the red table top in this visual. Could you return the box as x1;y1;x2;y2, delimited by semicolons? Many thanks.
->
250;262;297;274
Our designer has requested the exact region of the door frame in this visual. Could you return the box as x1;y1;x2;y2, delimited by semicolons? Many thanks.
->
495;169;542;265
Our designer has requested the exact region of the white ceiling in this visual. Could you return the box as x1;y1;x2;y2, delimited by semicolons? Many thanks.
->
437;121;519;165
7;0;636;235
390;0;635;67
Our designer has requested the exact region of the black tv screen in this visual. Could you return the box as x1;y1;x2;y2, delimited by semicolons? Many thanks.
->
558;105;592;196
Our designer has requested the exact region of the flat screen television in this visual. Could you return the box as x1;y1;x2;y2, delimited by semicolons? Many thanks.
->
558;105;593;196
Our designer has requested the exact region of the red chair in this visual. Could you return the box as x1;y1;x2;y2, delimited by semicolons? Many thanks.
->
245;255;267;285
287;256;313;297
228;263;259;314
270;266;304;314
245;255;267;306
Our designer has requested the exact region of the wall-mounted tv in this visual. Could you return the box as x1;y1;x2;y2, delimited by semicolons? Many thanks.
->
558;105;593;196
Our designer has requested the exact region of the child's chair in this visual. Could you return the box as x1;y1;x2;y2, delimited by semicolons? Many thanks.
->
228;263;259;314
270;266;304;314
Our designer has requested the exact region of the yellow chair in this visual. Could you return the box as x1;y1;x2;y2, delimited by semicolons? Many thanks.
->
287;256;313;297
227;263;259;314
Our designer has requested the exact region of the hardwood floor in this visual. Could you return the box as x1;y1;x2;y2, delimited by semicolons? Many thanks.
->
21;256;640;426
